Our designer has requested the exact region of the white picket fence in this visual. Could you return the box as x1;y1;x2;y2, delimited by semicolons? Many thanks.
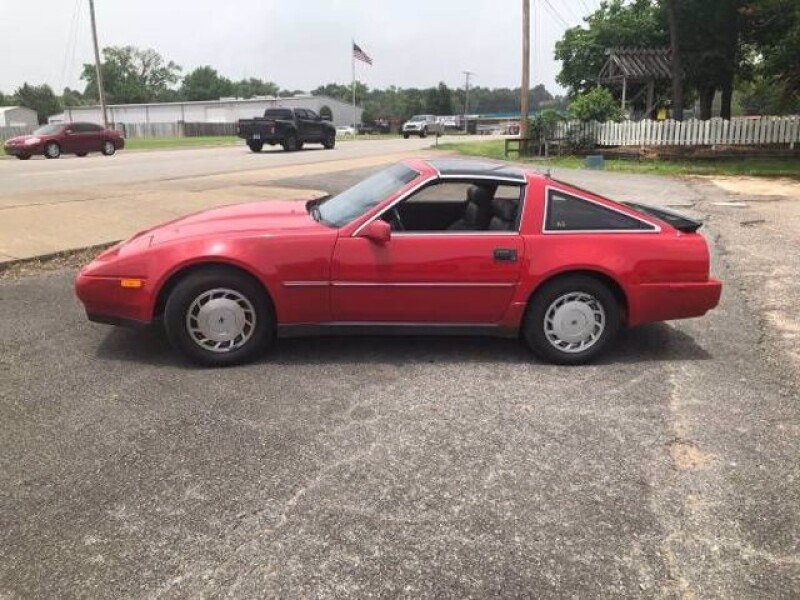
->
0;125;34;142
553;116;800;147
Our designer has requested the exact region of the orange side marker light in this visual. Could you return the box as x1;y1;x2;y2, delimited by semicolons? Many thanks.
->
120;278;144;289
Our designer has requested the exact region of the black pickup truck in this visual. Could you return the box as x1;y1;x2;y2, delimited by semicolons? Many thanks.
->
237;108;336;152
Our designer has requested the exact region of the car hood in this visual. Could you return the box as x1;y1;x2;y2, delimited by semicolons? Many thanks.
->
147;199;326;245
5;135;37;144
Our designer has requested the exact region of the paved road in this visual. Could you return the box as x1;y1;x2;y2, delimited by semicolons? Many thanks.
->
1;168;798;598
0;135;476;196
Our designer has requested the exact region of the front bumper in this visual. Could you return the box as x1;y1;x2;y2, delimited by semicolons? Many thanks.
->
75;272;154;326
4;143;40;156
628;278;723;326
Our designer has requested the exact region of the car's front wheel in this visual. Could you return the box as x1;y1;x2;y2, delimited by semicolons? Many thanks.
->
164;267;275;367
323;133;335;149
44;142;61;159
523;275;620;365
101;140;116;156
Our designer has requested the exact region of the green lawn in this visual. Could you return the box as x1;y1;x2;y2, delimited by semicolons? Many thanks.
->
439;140;800;179
123;136;241;151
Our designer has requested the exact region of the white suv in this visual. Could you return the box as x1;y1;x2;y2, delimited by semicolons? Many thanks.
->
401;115;443;138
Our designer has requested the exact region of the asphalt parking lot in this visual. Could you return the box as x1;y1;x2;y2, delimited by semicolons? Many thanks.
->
1;167;799;598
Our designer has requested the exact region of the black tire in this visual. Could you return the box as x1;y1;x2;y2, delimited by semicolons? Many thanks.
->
248;141;264;153
403;133;410;139
523;275;621;365
323;134;335;149
420;127;428;138
44;142;61;159
163;266;275;367
282;134;298;152
16;154;31;160
101;140;116;156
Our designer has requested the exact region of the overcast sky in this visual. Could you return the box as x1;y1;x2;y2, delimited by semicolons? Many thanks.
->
0;0;598;97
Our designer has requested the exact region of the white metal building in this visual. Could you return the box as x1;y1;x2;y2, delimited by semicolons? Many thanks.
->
0;106;38;128
49;95;362;128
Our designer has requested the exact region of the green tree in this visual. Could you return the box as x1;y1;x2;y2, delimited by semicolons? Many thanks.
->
180;66;234;101
569;86;623;121
81;46;181;104
61;87;87;107
13;83;62;124
233;78;279;99
744;0;800;111
556;0;668;96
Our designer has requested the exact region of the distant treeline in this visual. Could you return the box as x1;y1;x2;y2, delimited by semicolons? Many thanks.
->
1;45;565;124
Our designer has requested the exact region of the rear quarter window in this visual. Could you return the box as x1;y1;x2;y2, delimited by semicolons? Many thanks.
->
545;190;655;232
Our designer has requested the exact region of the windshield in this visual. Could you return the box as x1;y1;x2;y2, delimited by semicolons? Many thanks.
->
409;115;427;122
33;124;63;135
263;109;292;119
317;164;418;227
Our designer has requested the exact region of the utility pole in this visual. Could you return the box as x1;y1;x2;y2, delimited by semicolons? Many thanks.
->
665;0;684;121
462;70;474;133
88;0;108;128
520;0;530;137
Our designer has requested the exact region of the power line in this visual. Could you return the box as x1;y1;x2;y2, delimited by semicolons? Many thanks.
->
540;0;571;28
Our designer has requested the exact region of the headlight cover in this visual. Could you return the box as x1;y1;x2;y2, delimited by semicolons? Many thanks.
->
24;137;41;145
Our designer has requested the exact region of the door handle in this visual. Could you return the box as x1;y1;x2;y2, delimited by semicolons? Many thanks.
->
493;248;517;262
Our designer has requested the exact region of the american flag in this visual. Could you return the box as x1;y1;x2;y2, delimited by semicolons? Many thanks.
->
352;42;373;65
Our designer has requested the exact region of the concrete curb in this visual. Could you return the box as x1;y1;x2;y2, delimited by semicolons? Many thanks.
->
0;241;118;277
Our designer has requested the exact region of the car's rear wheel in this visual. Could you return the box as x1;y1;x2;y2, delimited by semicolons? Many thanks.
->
523;275;620;365
248;141;264;152
44;142;61;159
403;133;409;139
282;134;298;151
16;154;30;160
323;134;335;149
101;140;116;156
164;267;275;367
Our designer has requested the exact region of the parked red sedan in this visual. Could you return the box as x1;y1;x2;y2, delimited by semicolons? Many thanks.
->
75;158;721;366
3;122;124;160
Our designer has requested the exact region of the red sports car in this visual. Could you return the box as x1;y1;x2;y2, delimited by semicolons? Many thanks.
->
3;122;124;160
75;158;722;366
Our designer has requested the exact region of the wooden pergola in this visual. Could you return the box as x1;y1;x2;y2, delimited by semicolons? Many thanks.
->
598;48;674;119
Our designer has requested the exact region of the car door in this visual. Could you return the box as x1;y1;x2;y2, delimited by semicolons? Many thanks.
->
61;124;82;153
330;180;525;323
294;109;312;141
304;110;324;141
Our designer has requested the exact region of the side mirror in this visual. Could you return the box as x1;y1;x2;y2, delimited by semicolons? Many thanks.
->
358;219;391;244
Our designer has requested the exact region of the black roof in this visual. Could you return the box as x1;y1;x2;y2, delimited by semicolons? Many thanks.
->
426;158;526;182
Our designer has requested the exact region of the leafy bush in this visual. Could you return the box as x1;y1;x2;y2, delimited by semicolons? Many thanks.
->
569;86;623;122
527;109;562;142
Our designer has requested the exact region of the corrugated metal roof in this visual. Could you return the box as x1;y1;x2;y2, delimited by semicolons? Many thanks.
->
598;48;674;82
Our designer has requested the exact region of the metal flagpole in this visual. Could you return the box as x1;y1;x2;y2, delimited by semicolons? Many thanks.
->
352;39;356;128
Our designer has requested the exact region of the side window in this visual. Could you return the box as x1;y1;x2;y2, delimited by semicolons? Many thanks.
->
293;109;305;119
89;123;104;132
380;181;523;233
306;110;319;120
545;190;655;232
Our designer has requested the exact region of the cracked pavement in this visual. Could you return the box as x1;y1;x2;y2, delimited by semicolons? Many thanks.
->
1;166;799;598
